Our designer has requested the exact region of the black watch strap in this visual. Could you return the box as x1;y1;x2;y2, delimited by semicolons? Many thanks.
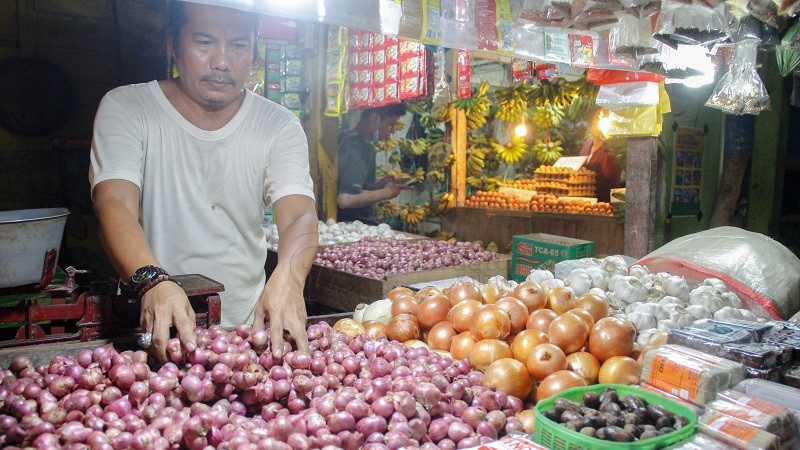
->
123;265;178;298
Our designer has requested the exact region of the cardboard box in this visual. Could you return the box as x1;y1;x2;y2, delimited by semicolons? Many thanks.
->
510;233;594;282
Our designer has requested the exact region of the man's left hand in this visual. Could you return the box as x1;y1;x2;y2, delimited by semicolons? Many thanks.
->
252;275;309;358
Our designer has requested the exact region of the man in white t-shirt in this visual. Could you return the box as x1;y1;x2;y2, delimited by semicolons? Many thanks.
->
89;2;318;361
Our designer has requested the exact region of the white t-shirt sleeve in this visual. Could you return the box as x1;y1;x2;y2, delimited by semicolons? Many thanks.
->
89;92;144;194
264;115;315;205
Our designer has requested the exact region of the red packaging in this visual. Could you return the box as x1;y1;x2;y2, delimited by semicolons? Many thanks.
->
457;49;472;98
586;68;666;85
385;82;399;102
512;59;533;83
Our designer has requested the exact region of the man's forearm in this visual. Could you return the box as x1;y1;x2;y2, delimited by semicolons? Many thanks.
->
273;204;319;291
94;188;160;279
337;189;385;210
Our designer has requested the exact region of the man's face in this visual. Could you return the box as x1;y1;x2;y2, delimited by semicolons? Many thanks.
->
171;4;255;111
377;115;401;141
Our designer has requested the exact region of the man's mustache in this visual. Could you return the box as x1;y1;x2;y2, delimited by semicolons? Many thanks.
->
203;74;234;84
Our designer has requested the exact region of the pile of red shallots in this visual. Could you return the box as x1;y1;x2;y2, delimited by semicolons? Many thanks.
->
315;237;500;280
0;322;525;449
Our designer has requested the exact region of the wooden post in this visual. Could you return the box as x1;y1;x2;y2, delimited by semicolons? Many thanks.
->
451;110;468;207
625;137;662;258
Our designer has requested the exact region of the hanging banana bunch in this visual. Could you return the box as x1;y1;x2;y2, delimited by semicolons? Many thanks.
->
453;83;492;130
431;97;454;123
407;139;428;156
530;77;576;108
414;167;425;182
495;81;533;123
399;203;429;226
427;170;446;183
530;103;565;128
466;146;486;176
467;176;503;192
492;136;528;164
533;139;564;165
385;168;413;182
376;138;399;152
376;202;400;220
427;141;452;171
436;192;455;212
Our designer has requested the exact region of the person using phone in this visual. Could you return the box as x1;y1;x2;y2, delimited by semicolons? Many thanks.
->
337;104;407;224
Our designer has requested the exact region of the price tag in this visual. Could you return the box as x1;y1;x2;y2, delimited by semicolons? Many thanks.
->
543;29;570;64
553;156;587;170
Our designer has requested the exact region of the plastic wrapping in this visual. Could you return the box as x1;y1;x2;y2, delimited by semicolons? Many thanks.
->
748;0;779;28
662;343;748;388
639;227;800;320
706;39;770;115
671;433;737;450
441;0;479;49
602;83;669;137
654;1;731;48
706;399;790;441
608;12;658;62
716;389;798;441
699;411;781;450
641;346;738;405
398;0;442;45
596;81;661;110
570;0;620;28
517;0;572;28
733;379;800;412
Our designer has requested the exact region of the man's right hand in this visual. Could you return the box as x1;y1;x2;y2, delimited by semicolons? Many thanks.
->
140;281;197;362
382;182;402;200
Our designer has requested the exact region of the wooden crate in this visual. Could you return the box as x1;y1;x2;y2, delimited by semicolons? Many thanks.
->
442;207;624;256
297;255;510;313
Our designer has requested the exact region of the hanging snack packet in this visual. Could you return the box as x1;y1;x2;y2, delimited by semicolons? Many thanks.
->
706;38;770;115
517;0;572;28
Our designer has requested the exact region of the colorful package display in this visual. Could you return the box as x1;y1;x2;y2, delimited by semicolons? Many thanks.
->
264;43;306;117
325;27;348;117
347;29;427;110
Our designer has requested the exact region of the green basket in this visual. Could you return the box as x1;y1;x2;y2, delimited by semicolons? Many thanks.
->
534;384;698;450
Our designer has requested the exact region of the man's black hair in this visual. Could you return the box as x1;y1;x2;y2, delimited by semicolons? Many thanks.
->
167;1;260;61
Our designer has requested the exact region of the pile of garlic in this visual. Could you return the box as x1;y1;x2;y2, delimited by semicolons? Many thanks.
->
524;256;766;345
264;220;408;250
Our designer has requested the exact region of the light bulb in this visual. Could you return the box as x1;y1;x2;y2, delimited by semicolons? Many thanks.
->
513;123;528;137
597;115;613;137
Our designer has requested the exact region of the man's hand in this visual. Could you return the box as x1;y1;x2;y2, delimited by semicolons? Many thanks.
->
382;182;402;200
252;275;309;357
140;281;196;362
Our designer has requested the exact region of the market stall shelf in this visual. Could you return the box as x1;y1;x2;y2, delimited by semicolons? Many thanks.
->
443;207;625;256
267;250;510;313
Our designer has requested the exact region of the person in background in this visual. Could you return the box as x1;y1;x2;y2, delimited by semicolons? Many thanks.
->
580;111;622;202
336;104;408;224
89;1;317;361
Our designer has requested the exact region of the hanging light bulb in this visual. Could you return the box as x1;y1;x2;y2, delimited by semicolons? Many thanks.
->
513;122;528;137
596;114;613;138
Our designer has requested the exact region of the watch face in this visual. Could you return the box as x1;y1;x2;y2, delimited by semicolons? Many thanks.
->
131;266;156;284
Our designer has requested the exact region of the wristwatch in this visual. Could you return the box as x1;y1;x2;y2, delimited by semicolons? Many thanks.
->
123;265;178;298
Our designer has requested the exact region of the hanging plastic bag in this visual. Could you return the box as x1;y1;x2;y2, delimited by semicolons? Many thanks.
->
475;0;516;55
706;38;770;115
596;81;661;110
398;0;442;45
609;11;659;61
654;0;731;48
779;0;800;15
441;0;478;49
748;0;779;28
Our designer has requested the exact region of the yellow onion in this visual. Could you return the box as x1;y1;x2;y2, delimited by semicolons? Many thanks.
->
496;297;529;334
468;339;513;370
598;356;641;385
447;281;484;306
513;281;549;312
588;317;636;362
414;286;442;303
517;410;536;433
387;286;414;301
567;308;595;329
448;299;482;333
577;293;609;322
470;304;512;340
548;311;590;355
565;352;601;384
548;287;579;315
483;358;532;400
511;329;548;362
403;339;429;349
427;321;457;351
536;370;587;402
450;332;477;360
417;294;451;330
386;313;420;342
526;309;558;334
363;321;386;339
480;284;506;304
333;319;365;338
391;295;419;317
526;343;567;382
